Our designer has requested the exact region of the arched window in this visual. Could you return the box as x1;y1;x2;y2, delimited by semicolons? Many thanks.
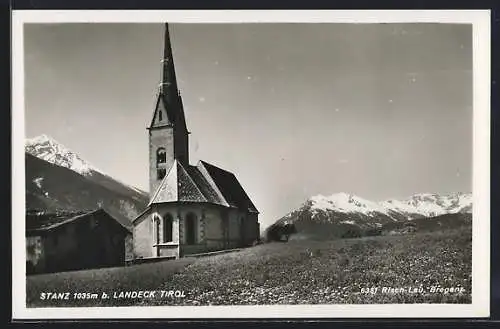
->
163;213;173;243
152;214;161;257
185;212;197;245
158;110;163;122
156;148;166;165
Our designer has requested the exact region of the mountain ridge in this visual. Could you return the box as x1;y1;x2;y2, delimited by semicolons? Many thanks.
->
25;134;149;228
270;191;472;240
25;134;148;198
26;134;101;176
282;191;472;223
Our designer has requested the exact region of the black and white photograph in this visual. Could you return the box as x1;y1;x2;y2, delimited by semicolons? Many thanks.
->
11;10;490;319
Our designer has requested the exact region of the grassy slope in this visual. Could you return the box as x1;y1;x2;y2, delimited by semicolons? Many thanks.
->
160;226;471;305
26;226;471;307
26;258;195;307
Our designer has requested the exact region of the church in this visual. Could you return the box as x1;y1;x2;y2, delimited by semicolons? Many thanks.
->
132;24;260;260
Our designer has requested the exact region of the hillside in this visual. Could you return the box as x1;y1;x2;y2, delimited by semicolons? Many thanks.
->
25;153;147;229
268;192;472;240
381;213;472;234
26;134;148;200
26;226;471;306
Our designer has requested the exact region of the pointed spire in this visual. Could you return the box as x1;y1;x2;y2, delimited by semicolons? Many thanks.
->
149;23;188;130
159;23;180;104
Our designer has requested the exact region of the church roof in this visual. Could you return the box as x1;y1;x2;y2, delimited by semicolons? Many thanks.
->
138;24;258;220
149;93;188;131
185;164;228;206
199;161;259;213
148;160;207;205
148;23;188;132
148;160;259;214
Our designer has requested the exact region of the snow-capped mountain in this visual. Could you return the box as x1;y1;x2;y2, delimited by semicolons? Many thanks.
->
271;192;472;239
25;153;148;229
25;134;99;176
25;134;149;226
305;192;471;220
380;192;472;219
310;192;393;217
25;134;148;199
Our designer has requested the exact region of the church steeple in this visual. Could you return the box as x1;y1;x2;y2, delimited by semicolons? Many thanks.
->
148;23;187;129
159;23;180;105
148;23;190;197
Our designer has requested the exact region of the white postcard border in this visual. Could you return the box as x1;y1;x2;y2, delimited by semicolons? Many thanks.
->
11;9;491;319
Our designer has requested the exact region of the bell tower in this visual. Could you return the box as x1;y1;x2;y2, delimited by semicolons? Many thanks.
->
147;23;189;197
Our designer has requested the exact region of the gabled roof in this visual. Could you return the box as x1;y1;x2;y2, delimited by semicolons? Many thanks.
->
26;208;131;235
185;165;228;206
199;161;259;214
147;159;259;214
149;95;172;127
148;160;207;205
149;93;188;131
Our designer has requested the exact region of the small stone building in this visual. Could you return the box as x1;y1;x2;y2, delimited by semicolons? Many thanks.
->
132;24;260;260
26;208;131;274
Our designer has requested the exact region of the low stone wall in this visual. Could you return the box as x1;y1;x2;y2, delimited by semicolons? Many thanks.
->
185;248;243;258
181;239;245;256
125;255;176;266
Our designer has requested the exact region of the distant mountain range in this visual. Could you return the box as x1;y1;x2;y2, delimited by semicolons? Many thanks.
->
25;135;149;229
270;192;472;240
25;134;472;238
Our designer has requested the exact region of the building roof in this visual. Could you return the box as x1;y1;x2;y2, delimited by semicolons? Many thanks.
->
136;24;258;223
148;160;207;205
148;24;188;132
26;208;131;235
185;164;227;206
199;161;259;213
147;160;259;214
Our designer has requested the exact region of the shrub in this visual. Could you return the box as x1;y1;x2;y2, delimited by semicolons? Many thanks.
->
252;239;262;247
365;228;382;237
341;228;361;239
265;223;298;242
311;248;322;257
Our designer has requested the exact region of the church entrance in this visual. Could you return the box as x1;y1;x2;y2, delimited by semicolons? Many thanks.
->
185;213;197;245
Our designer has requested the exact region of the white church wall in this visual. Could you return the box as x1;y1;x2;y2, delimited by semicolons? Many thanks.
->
132;213;153;258
203;205;225;250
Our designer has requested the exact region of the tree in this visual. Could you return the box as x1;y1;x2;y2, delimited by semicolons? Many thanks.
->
265;223;297;242
280;223;298;241
119;200;139;220
365;227;382;237
341;228;361;239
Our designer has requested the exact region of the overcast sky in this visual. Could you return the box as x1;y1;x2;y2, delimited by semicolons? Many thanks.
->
24;23;472;228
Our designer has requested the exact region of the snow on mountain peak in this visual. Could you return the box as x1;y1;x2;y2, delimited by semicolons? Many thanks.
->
309;192;390;216
380;192;472;218
307;191;472;219
25;134;99;176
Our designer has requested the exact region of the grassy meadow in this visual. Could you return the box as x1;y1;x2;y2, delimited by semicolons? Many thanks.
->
26;226;471;307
